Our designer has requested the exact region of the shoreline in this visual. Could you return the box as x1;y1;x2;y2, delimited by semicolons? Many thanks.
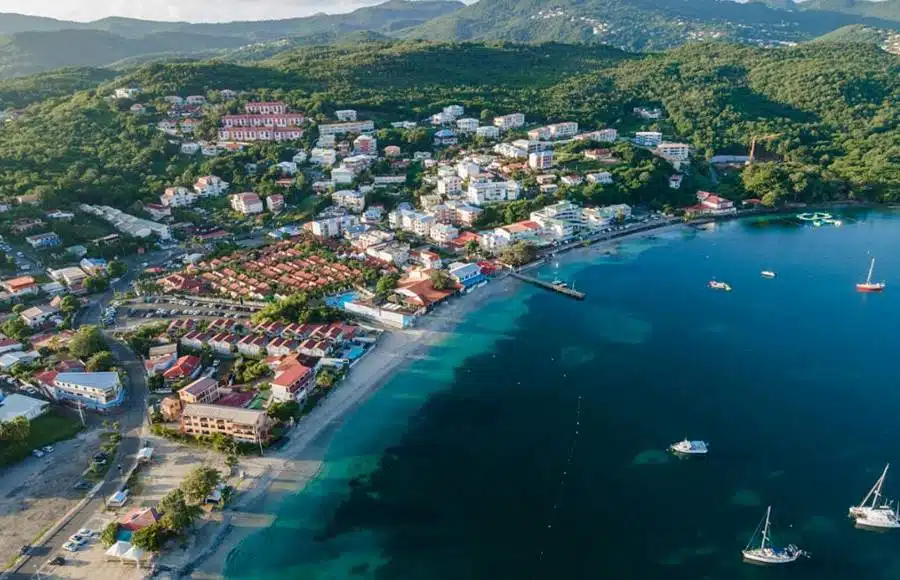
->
162;222;690;578
162;275;519;579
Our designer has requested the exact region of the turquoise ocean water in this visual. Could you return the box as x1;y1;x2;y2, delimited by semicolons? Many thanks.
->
226;210;900;580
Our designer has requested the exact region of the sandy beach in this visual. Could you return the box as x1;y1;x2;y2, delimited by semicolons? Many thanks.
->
157;222;685;579
159;275;518;578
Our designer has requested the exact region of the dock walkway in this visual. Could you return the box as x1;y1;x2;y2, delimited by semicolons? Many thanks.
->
509;272;585;300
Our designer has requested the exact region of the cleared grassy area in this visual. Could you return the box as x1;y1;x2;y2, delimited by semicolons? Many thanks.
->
0;410;83;467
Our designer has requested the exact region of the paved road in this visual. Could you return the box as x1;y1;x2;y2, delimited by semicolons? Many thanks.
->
5;256;172;579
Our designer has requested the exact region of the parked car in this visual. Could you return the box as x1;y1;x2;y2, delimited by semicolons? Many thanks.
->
32;449;44;458
62;542;79;553
76;528;94;538
42;445;54;454
49;556;66;566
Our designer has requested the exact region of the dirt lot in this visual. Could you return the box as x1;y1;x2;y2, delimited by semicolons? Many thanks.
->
0;429;103;568
46;434;232;580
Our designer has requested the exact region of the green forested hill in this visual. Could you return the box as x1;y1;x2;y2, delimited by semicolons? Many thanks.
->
0;67;117;109
402;0;900;51
0;1;465;78
801;0;900;22
0;41;896;211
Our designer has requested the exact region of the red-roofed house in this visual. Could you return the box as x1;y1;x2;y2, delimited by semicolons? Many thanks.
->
216;391;254;408
159;274;204;294
697;191;735;214
163;355;202;381
271;363;314;402
2;276;38;296
145;352;177;377
237;335;267;357
118;507;160;532
209;333;238;355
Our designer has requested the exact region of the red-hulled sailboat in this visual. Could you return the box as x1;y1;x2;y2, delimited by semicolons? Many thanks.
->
857;257;886;293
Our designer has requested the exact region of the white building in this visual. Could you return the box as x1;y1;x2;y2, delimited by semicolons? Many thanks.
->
528;150;554;171
366;243;410;265
443;105;464;119
456;118;479;133
583;204;632;227
230;192;264;215
655;142;692;162
493;143;527;159
331;166;355;185
429;223;459;244
52;372;122;410
437;175;462;196
0;393;49;423
160;186;197;207
634;132;663;147
114;87;140;99
578;128;618;143
318;120;375;137
193;175;229;197
335;109;358;121
277;161;299;176
476;126;500;140
467;179;521;206
310;148;337;166
457;160;481;180
493;113;525;131
528;122;579;141
292;151;308;165
352;229;394;250
332;190;366;213
586;172;614;185
180;142;200;155
306;215;360;238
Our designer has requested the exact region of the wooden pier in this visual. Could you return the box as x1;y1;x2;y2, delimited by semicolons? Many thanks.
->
509;272;585;300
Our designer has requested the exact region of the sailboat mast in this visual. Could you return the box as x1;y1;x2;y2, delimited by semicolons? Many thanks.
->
760;506;771;550
867;258;875;284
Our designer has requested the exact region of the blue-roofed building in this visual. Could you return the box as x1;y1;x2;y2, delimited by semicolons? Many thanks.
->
434;129;458;147
25;232;61;249
448;261;485;289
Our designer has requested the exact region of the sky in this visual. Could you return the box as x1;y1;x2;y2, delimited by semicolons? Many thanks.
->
0;0;424;22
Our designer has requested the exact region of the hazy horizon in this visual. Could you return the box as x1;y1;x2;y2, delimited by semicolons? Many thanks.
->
0;0;471;23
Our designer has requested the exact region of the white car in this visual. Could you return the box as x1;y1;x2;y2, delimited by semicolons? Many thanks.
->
62;542;79;553
76;528;94;538
68;535;86;546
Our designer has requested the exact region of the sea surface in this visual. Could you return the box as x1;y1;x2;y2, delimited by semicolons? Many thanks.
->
226;210;900;580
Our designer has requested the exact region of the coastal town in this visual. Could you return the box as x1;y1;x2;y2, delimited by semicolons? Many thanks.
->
0;90;758;578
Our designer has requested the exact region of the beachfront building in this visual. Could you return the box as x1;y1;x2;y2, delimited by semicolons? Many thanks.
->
50;372;123;410
271;363;315;403
530;201;585;240
583;204;633;227
448;262;486;290
181;404;271;443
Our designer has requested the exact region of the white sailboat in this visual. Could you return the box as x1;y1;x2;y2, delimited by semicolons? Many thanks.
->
849;464;900;530
742;506;808;565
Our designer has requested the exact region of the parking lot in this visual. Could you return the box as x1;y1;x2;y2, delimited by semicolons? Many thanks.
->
112;297;260;327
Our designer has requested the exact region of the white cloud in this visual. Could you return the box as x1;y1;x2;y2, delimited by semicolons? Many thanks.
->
0;0;396;22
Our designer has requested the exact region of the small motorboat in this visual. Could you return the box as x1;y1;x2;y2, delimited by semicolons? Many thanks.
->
761;271;776;279
708;280;732;291
669;439;709;455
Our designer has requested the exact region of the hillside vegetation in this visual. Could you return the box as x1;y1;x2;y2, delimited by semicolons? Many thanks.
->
403;0;900;51
0;41;895;212
0;1;464;78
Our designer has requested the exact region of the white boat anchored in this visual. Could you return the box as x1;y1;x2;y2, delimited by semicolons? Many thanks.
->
761;271;776;279
849;464;900;530
742;506;808;565
669;439;709;455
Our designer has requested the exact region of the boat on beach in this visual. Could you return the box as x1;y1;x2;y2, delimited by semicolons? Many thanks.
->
849;464;900;530
669;439;708;455
708;280;732;291
742;506;808;565
761;271;776;279
856;257;886;293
